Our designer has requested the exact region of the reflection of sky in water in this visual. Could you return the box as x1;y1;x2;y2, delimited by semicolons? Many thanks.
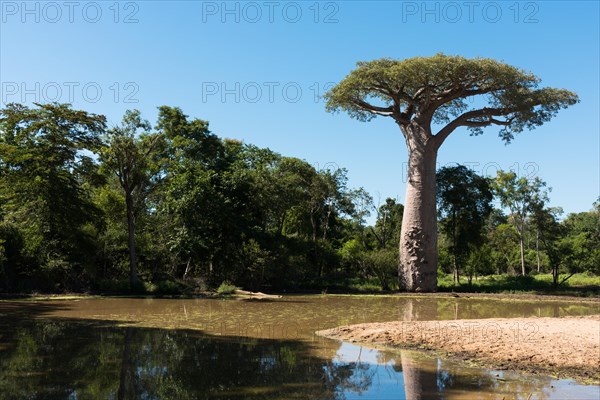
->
333;343;406;400
332;342;600;400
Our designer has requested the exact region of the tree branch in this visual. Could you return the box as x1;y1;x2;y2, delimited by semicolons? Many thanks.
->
370;83;419;107
559;272;576;286
355;99;395;117
354;98;412;125
428;87;497;113
462;117;513;127
433;107;515;148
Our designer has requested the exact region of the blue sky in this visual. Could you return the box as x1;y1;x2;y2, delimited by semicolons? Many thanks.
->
1;1;599;220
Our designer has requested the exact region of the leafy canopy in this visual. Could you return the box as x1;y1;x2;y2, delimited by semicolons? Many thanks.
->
437;165;493;257
0;103;106;274
325;53;579;143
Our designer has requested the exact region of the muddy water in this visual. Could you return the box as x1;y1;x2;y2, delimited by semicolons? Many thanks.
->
0;295;598;399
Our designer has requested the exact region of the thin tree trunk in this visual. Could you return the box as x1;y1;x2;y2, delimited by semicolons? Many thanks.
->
125;192;139;290
310;211;317;243
382;210;388;248
536;230;541;273
183;257;192;280
399;136;438;292
453;255;459;285
452;211;458;284
519;235;526;276
322;205;332;241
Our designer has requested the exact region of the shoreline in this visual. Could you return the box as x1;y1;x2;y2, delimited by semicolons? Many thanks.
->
317;315;600;384
1;291;599;304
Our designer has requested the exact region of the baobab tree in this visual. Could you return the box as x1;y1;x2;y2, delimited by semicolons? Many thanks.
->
325;54;578;291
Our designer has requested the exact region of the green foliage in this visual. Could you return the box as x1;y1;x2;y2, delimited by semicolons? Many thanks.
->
97;279;131;293
143;280;185;295
493;170;549;275
0;102;595;295
371;198;403;250
0;103;106;290
437;165;493;281
99;110;165;289
438;273;599;296
325;53;578;143
560;211;600;274
216;281;238;295
0;222;25;289
360;248;397;290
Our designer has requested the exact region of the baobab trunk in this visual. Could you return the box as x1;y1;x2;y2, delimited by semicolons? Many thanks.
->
399;137;438;292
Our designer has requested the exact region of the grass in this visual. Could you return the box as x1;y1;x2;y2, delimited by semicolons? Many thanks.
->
301;277;395;294
437;273;600;296
94;278;198;296
216;281;238;295
4;272;598;299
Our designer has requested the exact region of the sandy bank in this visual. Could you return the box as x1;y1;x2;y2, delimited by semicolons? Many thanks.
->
317;315;600;383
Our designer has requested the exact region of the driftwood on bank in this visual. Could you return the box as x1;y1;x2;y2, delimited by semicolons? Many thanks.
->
233;289;282;299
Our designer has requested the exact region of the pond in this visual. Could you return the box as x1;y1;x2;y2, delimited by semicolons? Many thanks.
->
0;295;598;399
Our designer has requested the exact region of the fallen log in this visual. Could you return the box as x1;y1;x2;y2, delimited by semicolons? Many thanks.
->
233;289;282;299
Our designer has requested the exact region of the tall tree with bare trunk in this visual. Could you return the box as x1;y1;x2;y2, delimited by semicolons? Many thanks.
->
100;110;164;291
325;54;578;291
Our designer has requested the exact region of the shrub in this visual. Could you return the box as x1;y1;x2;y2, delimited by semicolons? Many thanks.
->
98;279;131;293
154;280;182;294
216;281;238;295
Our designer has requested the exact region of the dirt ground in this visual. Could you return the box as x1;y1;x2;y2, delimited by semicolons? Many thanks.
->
317;315;600;383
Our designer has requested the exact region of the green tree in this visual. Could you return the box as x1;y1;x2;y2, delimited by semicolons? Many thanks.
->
488;223;520;275
0;103;105;289
153;106;223;280
436;165;493;284
560;208;600;276
92;180;129;284
531;206;565;287
371;198;404;251
493;170;549;276
465;243;495;285
100;110;164;290
325;54;578;291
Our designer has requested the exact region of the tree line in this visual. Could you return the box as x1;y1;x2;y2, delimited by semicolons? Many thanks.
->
0;103;597;293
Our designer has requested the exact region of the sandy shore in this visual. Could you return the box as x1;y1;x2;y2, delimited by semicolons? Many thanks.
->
317;315;600;382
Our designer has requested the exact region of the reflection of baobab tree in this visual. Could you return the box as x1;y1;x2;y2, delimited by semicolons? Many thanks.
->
398;349;558;400
401;350;440;400
400;297;439;321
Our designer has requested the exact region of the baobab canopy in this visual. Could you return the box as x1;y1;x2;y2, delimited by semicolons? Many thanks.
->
325;54;578;292
325;53;579;144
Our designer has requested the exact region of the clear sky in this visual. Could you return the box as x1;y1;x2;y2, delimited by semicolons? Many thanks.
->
1;1;599;220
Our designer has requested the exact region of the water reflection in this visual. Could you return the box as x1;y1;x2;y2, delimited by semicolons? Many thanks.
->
331;345;599;400
0;320;334;399
8;295;597;339
0;296;598;399
0;319;598;399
